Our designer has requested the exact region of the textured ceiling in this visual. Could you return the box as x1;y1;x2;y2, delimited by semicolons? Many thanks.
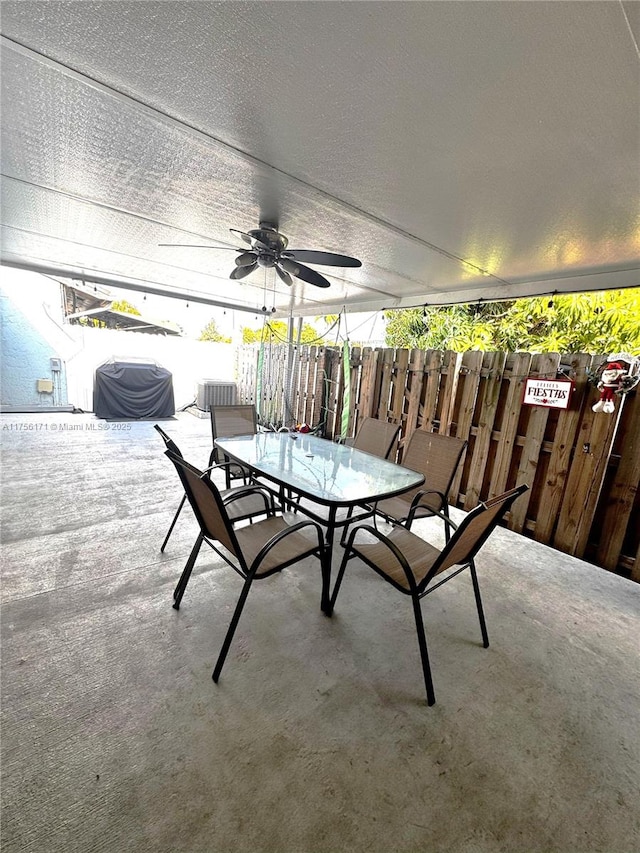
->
1;1;638;316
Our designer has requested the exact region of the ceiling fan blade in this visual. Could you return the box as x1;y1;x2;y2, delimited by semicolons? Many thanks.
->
230;262;257;280
159;243;242;250
275;264;293;286
284;250;362;268
230;228;271;252
280;257;330;288
229;229;254;246
235;251;258;267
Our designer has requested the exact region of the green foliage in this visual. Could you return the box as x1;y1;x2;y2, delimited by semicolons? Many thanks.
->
384;290;640;354
242;320;324;345
111;299;141;316
199;319;231;343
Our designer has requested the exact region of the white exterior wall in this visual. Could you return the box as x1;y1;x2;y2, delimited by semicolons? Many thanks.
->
65;327;235;411
1;268;235;412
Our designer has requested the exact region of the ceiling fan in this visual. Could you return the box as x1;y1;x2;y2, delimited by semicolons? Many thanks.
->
160;221;361;289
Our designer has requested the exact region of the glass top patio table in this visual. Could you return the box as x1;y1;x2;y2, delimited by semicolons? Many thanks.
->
215;432;424;615
214;432;424;507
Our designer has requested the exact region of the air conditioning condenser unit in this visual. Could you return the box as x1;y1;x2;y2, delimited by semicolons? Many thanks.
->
196;380;237;411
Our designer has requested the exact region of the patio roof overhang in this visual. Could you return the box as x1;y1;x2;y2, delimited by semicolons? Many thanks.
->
1;3;638;318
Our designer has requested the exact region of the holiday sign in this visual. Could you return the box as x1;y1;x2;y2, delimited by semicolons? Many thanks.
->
523;378;573;409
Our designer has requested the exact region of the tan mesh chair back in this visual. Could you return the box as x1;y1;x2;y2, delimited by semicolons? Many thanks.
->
165;451;240;559
401;430;466;504
211;405;257;444
422;486;528;588
374;430;467;531
352;418;400;460
210;404;258;485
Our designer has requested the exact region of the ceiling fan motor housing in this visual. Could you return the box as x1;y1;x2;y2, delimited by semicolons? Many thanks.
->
251;223;288;253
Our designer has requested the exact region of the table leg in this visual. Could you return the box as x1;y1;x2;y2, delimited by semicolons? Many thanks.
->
321;505;337;615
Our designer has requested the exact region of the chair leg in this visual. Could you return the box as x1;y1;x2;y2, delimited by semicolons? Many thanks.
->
173;533;204;609
161;494;186;552
469;562;489;648
442;503;451;543
212;573;255;682
411;593;436;706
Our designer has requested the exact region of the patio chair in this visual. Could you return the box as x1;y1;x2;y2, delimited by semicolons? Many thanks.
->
331;484;528;705
165;451;325;683
344;417;401;460
373;430;467;540
154;424;273;553
208;404;258;489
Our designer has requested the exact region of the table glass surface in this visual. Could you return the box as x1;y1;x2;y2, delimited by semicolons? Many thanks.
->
215;432;424;506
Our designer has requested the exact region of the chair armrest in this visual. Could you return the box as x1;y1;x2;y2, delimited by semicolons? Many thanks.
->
204;458;253;484
222;485;274;514
248;520;325;574
410;488;445;508
345;524;416;590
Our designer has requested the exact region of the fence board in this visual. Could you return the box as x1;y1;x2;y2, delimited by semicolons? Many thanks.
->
391;348;409;426
534;353;593;543
509;353;559;532
404;349;425;446
464;352;507;510
313;347;326;429
596;388;640;570
302;347;314;426
359;348;378;421
327;347;343;438
554;367;620;557
377;348;394;422
440;351;462;436
347;346;361;436
489;352;531;499
421;350;443;432
450;351;483;501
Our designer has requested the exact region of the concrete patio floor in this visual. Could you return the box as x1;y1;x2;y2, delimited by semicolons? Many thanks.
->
1;412;639;853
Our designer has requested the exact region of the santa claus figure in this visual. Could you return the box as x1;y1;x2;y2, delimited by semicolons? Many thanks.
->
592;361;627;413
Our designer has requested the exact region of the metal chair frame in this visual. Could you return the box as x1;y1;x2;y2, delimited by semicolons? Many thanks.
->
331;484;529;705
154;423;272;553
166;451;325;683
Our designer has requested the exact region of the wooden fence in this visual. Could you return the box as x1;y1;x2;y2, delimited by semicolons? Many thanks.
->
236;344;640;582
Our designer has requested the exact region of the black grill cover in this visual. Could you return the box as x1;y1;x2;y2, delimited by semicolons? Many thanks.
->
94;359;175;419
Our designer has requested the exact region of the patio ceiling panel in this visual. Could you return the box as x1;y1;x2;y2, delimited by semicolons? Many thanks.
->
1;2;638;317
